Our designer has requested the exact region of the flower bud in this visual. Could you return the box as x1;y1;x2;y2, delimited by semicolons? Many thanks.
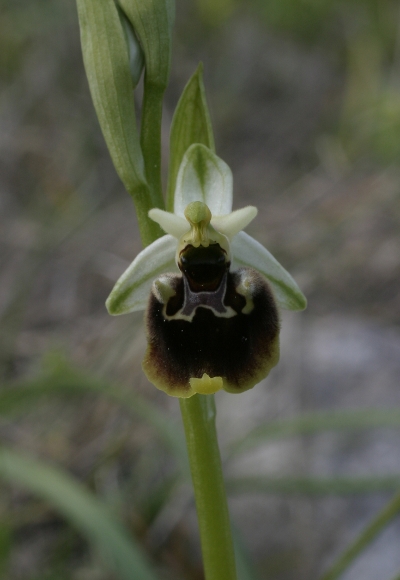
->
118;9;144;88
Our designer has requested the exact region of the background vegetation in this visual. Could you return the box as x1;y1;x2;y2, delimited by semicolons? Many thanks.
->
1;0;400;578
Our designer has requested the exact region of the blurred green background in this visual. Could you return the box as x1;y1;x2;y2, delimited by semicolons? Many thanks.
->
1;0;400;579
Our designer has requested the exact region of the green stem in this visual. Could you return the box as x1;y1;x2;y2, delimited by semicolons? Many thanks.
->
179;395;237;580
320;490;400;580
137;81;236;580
129;182;163;247
140;78;165;210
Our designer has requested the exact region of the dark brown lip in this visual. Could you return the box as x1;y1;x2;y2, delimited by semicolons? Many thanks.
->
143;267;280;397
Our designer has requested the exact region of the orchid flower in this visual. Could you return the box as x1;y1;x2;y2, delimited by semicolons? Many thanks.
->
106;144;306;398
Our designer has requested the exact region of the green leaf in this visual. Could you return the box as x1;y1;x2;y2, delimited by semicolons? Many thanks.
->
76;0;145;189
0;448;158;580
227;476;400;496
118;0;173;90
229;409;400;457
167;63;215;210
76;0;158;245
319;490;400;580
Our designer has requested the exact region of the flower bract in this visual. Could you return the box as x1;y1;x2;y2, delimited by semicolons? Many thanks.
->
106;144;306;397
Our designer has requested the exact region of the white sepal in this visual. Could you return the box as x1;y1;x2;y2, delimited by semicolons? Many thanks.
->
149;208;188;238
231;231;307;311
174;144;233;218
211;206;257;239
106;235;178;315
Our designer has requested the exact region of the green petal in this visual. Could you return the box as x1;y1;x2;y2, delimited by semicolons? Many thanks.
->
231;232;307;311
174;144;233;218
148;208;188;238
211;206;257;239
106;235;178;315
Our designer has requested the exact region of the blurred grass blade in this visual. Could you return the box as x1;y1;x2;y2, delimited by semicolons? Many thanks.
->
0;364;189;476
227;476;400;496
0;447;158;580
319;490;400;580
0;523;11;576
230;409;400;456
232;526;261;580
166;63;215;210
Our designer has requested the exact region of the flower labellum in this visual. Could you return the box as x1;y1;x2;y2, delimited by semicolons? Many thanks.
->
106;144;307;398
143;200;280;397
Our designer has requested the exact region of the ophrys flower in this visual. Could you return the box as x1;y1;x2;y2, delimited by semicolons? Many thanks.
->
106;144;306;397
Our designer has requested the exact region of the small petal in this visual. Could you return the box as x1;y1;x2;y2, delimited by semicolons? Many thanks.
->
106;235;178;315
174;144;233;217
231;232;307;311
149;208;188;238
211;206;258;239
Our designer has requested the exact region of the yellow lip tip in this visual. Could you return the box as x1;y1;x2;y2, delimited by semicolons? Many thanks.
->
189;373;224;395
